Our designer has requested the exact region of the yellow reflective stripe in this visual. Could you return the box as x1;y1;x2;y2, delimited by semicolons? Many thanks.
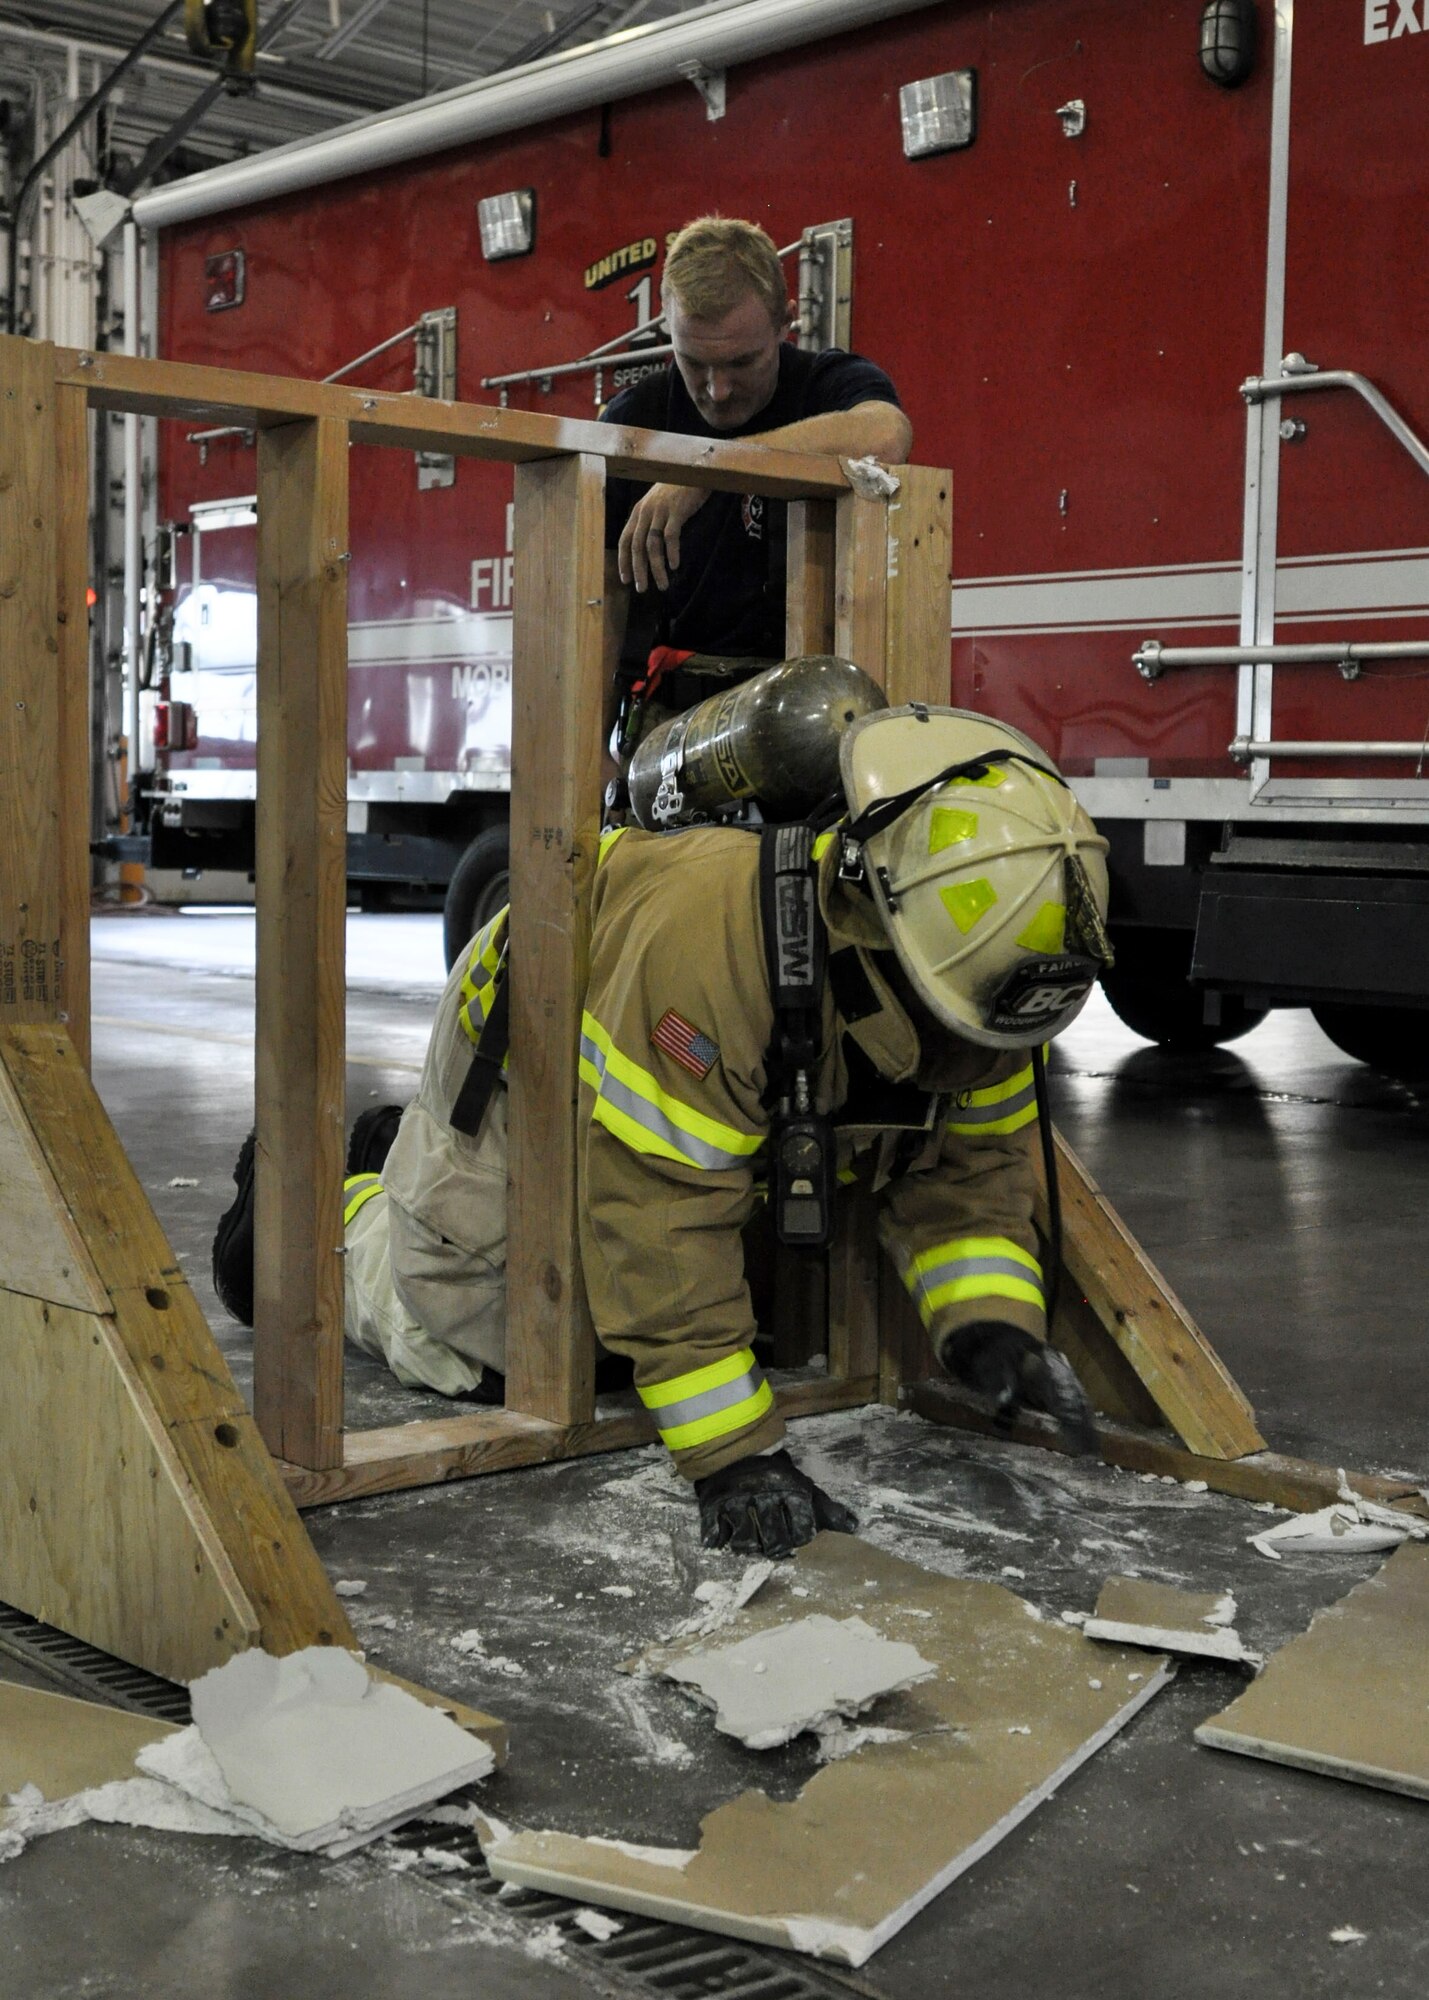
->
660;1380;775;1453
580;1011;762;1170
903;1234;1044;1326
946;1061;1038;1137
343;1173;384;1227
599;826;629;866
639;1349;774;1452
459;907;509;1049
642;1347;759;1410
812;829;838;861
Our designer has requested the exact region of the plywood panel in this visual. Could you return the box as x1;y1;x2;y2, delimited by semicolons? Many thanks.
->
505;453;607;1426
0;1058;107;1312
254;414;350;1471
1;1025;355;1662
0;1292;259;1684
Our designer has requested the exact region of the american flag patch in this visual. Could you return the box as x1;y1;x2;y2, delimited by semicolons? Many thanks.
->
651;1009;721;1079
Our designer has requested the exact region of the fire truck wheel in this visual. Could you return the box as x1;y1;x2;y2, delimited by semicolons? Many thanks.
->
443;826;511;970
1100;927;1268;1052
1311;1003;1429;1081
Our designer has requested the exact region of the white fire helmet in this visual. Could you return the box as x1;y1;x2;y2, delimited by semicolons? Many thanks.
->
836;705;1112;1048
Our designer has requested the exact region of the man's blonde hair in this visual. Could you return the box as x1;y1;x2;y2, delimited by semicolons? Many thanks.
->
662;216;788;328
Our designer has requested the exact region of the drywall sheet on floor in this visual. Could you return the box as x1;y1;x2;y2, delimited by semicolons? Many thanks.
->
1085;1577;1257;1665
0;1681;177;1800
486;1535;1171;1966
1197;1541;1429;1800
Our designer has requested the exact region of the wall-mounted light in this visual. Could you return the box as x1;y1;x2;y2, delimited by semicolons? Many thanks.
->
477;189;536;261
1199;0;1258;88
899;70;977;160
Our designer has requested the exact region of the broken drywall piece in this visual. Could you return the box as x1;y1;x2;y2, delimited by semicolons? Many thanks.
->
1330;1925;1368;1945
0;1682;178;1803
1250;1503;1408;1561
484;1534;1172;1967
334;1579;368;1597
1084;1578;1261;1667
1197;1541;1429;1799
658;1614;935;1750
157;1646;494;1854
660;1562;776;1648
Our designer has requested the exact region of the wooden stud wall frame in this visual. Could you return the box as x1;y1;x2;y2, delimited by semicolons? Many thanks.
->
1;333;1282;1524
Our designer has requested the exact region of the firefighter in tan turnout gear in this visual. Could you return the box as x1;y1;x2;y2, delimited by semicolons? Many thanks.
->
214;677;1112;1559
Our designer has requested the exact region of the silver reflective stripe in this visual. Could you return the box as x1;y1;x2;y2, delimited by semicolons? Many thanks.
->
949;1079;1037;1126
915;1254;1044;1298
580;1031;755;1172
647;1368;766;1435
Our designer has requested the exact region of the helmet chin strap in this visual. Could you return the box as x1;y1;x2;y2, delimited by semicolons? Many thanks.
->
840;748;1067;854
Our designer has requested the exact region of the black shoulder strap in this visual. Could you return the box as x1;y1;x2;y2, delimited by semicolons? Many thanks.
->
448;968;511;1138
759;823;827;1104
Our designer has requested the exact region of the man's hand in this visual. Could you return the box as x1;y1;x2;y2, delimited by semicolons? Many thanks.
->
938;1321;1098;1457
618;482;710;592
695;1448;858;1558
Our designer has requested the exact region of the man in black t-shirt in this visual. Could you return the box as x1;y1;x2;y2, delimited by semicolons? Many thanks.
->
601;216;911;715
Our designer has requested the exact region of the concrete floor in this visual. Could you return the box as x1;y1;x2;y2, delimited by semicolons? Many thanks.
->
5;907;1428;1999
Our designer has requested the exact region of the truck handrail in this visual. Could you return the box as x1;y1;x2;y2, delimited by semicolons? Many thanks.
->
1136;639;1429;681
1230;737;1429;765
1241;356;1429;485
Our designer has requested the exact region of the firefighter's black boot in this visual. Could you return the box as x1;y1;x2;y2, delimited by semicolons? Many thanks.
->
211;1130;256;1328
346;1103;404;1176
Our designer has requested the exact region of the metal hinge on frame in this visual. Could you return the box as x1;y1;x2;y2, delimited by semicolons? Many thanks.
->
797;218;854;353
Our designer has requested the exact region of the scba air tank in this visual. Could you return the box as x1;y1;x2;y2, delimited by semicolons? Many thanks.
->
628;656;887;829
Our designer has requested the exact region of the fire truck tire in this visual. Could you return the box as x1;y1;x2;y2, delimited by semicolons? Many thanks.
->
1100;927;1268;1052
1311;1003;1428;1080
443;826;511;971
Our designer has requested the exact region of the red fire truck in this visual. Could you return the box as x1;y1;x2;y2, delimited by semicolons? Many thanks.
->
137;0;1429;1068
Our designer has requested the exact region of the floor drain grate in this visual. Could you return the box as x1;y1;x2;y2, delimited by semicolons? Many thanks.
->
0;1601;191;1725
387;1812;874;2000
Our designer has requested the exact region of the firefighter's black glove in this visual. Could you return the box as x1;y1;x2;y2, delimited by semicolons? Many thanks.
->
939;1320;1098;1458
694;1449;858;1560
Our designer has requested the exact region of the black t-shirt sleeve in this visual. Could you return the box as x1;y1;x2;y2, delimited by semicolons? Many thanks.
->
798;348;903;415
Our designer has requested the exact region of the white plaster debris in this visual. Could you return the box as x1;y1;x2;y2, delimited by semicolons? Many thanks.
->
1204;1593;1237;1628
166;1176;200;1187
449;1629;527;1678
1330;1926;1368;1946
840;455;901;500
334;1580;369;1598
1084;1614;1259;1669
813;1720;912;1764
0;1775;250;1864
1182;1480;1209;1493
148;1647;496;1855
572;1907;624;1941
659;1614;936;1751
419;1846;472;1872
1088;1679;1103;1691
1001;1566;1027;1580
363;1613;398;1631
600;1585;635;1599
1007;1725;1032;1736
659;1562;776;1646
583;1835;696;1871
1060;1610;1089;1627
1250;1503;1410;1561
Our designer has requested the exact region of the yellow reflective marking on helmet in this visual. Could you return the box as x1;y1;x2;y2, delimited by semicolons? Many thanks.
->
1016;902;1067;954
939;877;997;933
950;766;1006;789
928;806;979;854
